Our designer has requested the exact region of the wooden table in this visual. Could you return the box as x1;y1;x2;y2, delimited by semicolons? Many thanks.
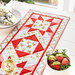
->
0;1;75;75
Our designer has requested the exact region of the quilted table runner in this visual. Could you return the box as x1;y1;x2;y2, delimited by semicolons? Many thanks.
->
0;10;70;75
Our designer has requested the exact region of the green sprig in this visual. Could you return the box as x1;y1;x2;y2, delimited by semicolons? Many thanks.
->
62;49;66;55
52;49;59;56
18;0;34;4
2;0;11;3
2;0;34;4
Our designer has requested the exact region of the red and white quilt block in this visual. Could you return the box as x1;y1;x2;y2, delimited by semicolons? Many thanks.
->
0;10;70;75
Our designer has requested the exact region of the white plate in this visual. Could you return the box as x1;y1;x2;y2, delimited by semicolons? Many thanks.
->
0;8;21;29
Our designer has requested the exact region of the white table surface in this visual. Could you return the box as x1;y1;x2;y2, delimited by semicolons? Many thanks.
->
0;1;75;75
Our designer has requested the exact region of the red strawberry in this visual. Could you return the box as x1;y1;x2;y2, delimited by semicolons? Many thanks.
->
62;58;69;65
52;61;60;70
49;60;54;62
56;54;64;62
56;56;64;62
48;55;56;62
53;64;60;70
49;62;53;68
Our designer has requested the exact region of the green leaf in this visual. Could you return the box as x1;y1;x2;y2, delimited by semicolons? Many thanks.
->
62;49;66;55
18;0;22;2
18;0;34;4
2;0;11;3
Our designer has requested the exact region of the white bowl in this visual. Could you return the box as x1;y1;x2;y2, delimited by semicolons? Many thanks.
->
47;64;71;75
0;8;21;29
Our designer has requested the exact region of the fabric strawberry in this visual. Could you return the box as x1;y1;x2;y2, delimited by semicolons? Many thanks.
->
48;55;56;62
52;61;61;70
62;58;69;65
6;74;9;75
56;54;64;62
8;56;11;59
15;72;18;74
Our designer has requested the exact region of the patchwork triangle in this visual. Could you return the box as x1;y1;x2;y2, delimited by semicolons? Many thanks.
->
28;28;37;32
21;26;29;30
31;14;38;19
25;65;36;71
50;22;58;26
38;16;44;20
39;30;45;35
31;18;37;22
46;28;53;33
47;32;53;38
46;18;53;22
41;16;51;20
25;24;33;28
53;18;61;23
15;50;30;57
25;18;33;25
12;38;23;48
17;61;27;68
20;69;31;75
24;35;39;42
50;25;58;32
33;43;44;53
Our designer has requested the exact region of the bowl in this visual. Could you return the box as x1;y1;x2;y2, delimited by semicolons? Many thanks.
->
47;63;71;75
0;8;21;29
47;50;71;71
